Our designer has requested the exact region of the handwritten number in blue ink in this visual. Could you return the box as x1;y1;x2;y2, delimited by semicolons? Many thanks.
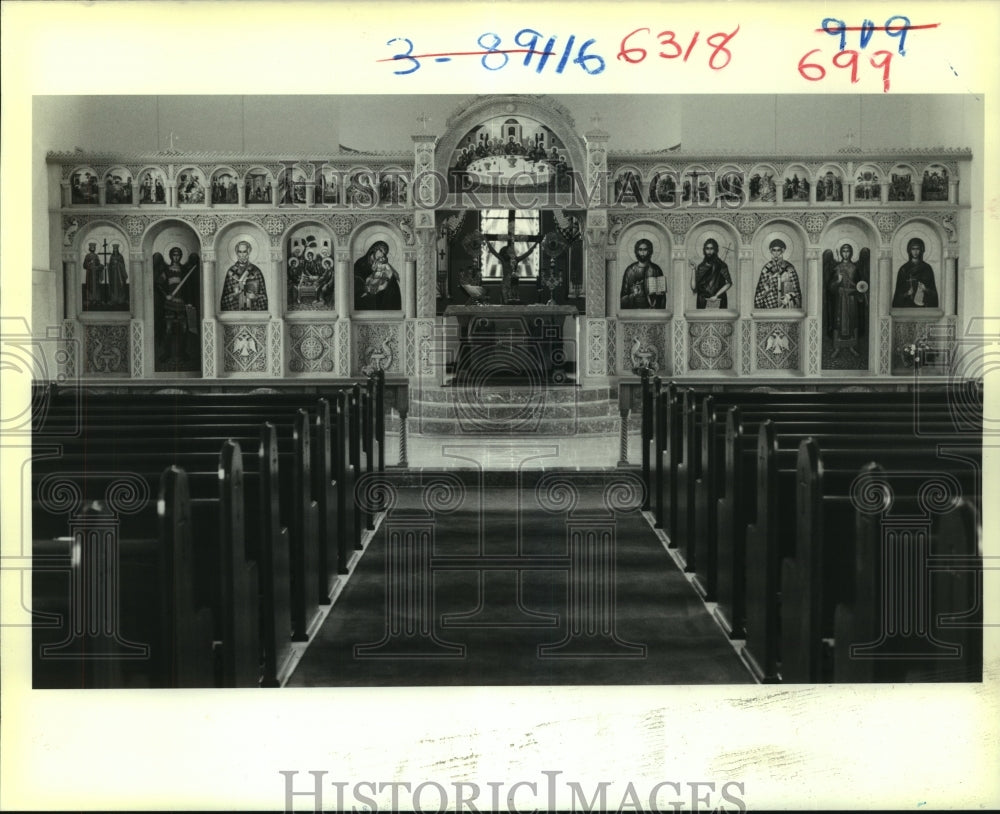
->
478;32;509;70
536;36;557;73
822;18;848;51
555;35;576;73
884;16;911;55
858;19;877;49
387;37;420;75
515;28;543;67
574;38;606;75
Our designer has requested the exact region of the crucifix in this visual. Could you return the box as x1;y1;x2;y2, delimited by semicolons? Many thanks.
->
166;131;179;151
590;112;603;129
843;129;855;148
416;113;431;133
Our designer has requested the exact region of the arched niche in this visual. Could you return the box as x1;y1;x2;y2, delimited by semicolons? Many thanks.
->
210;167;240;204
244;166;274;205
648;166;679;206
716;165;745;207
818;215;880;371
176;166;208;205
852;164;882;203
70;166;100;205
316;163;343;205
887;163;917;202
284;221;338;313
612;166;644;206
350;221;405;315
750;219;808;314
77;223;132;315
615;220;672;317
278;164;309;206
747;164;779;203
136;166;168;205
891;218;945;313
103;167;134;205
781;164;811;203
920;163;950;202
436;95;586;197
214;222;273;314
685;221;740;315
680;164;712;205
143;219;203;375
815;164;845;203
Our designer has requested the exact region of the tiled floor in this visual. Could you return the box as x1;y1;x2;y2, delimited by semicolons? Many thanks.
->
382;430;644;469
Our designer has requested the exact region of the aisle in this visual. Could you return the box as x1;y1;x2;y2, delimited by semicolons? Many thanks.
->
288;475;751;686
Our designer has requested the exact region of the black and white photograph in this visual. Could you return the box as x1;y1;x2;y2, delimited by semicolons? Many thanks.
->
1;2;997;811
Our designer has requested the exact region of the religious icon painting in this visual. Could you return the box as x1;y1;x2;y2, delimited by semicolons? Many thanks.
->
814;166;845;203
70;167;100;205
278;166;308;205
244;169;273;204
853;165;882;202
317;166;342;204
211;170;240;204
137;168;168;204
781;166;810;202
648;170;677;205
176;168;207;205
103;167;134;205
747;165;778;203
716;169;744;205
921;164;949;201
80;227;131;313
354;236;402;312
888;164;916;201
152;243;202;374
287;225;336;312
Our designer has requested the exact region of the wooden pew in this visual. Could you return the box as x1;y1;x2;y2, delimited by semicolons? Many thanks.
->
34;410;322;645
32;450;255;688
740;424;979;683
831;468;981;683
711;402;975;641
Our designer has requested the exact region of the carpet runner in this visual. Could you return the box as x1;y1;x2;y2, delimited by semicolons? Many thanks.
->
288;474;751;686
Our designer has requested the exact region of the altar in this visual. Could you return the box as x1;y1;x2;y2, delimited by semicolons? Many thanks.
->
443;304;579;386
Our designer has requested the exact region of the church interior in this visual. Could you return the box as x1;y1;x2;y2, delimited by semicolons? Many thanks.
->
25;93;986;688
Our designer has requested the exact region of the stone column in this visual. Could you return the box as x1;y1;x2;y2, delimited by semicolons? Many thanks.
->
403;257;416;319
806;248;821;316
201;251;217;319
63;253;79;318
60;181;71;208
878;247;893;316
943;250;958;316
268;247;282;319
672;247;688;314
335;255;351;319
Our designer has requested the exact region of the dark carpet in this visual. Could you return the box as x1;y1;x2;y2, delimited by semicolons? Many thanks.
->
287;475;752;686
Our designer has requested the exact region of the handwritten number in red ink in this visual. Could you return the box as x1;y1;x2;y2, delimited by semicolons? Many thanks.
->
870;50;893;91
617;27;649;63
478;32;509;71
832;49;860;83
706;25;739;69
386;37;420;75
798;49;826;81
657;30;683;59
